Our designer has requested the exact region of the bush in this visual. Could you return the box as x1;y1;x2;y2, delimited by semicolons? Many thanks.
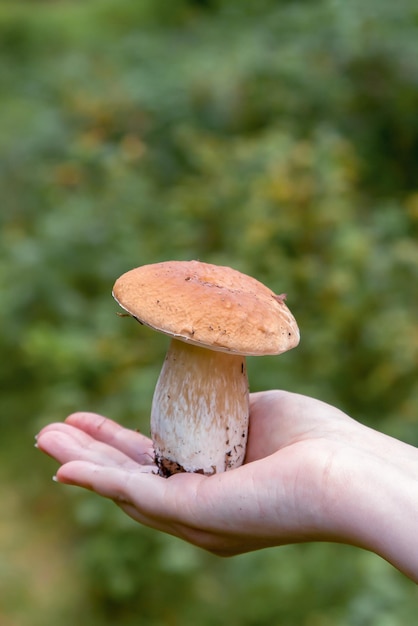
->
1;1;417;624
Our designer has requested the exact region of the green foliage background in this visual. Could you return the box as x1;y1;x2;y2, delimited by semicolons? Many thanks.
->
1;0;417;623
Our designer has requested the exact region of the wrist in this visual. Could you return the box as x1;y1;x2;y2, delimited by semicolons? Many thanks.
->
325;444;418;582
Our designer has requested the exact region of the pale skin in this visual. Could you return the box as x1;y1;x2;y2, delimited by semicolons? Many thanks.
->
36;390;418;583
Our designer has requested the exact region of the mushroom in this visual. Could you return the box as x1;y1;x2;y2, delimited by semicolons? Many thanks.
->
112;260;300;477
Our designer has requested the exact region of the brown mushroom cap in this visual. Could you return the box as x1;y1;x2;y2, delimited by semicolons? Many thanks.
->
112;260;300;356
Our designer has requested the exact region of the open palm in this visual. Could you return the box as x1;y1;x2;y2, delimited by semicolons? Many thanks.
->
37;390;367;555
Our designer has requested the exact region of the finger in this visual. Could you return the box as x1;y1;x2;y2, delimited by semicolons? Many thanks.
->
56;460;166;508
56;461;196;538
65;412;155;465
245;392;282;462
37;427;145;471
56;460;206;524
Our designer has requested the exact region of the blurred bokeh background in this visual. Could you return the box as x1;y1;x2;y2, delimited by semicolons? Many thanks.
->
1;0;417;624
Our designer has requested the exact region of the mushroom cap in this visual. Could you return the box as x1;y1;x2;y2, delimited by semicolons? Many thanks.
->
112;260;300;356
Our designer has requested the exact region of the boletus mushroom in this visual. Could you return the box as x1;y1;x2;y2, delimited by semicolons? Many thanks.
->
112;260;300;477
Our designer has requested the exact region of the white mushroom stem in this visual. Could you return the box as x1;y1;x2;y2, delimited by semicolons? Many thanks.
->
151;338;249;477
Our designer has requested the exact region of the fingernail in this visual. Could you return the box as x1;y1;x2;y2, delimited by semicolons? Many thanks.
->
52;475;59;483
34;442;39;449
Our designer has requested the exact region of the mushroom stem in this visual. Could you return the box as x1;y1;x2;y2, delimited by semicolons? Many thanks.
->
151;338;249;477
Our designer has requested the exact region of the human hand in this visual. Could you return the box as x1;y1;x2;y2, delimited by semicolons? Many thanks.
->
36;390;418;581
